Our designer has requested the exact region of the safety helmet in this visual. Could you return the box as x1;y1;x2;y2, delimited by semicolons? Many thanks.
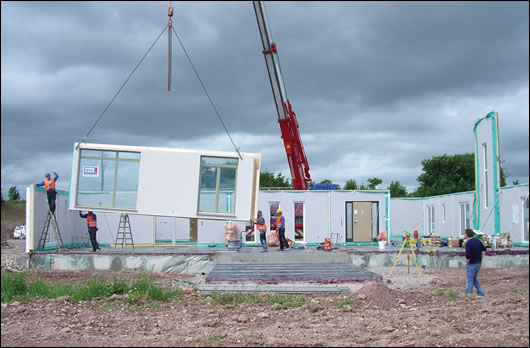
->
45;172;51;177
277;208;283;213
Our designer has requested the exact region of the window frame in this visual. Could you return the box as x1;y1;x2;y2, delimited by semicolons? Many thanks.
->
483;143;489;209
75;149;140;210
294;201;305;242
523;196;529;243
197;156;239;216
460;202;471;237
427;205;435;235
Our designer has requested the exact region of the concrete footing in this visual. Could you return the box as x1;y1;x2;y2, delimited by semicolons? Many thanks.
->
28;247;528;275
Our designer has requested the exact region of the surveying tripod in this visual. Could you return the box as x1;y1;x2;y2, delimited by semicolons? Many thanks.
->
388;232;421;279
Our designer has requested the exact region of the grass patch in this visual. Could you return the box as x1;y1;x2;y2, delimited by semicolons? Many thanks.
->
434;289;446;297
1;272;180;304
338;299;352;308
1;272;28;303
266;293;308;308
447;290;458;299
510;287;519;294
1;201;26;224
204;291;308;309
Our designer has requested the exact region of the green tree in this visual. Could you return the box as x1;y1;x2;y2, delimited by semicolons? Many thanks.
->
415;153;508;197
359;183;369;190
343;179;358;190
388;181;408;197
8;186;20;201
367;177;383;189
512;180;520;185
259;170;291;188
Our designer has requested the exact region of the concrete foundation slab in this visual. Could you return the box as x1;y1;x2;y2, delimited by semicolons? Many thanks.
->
205;263;382;284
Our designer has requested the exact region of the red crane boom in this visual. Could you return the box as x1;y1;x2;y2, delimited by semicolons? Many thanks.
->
253;1;312;190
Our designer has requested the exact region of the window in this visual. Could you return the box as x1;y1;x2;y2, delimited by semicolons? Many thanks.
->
76;150;140;209
427;205;435;234
460;202;471;236
371;202;379;240
483;143;489;209
523;196;529;242
198;157;238;214
294;202;304;241
269;202;280;229
442;204;446;223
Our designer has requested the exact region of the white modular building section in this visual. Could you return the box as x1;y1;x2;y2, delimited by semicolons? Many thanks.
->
391;192;474;239
69;143;261;222
27;186;90;252
421;192;475;238
473;112;501;236
498;184;529;245
390;198;424;238
257;190;389;244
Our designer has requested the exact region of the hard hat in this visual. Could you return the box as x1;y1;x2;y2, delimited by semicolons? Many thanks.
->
277;208;283;213
45;172;51;177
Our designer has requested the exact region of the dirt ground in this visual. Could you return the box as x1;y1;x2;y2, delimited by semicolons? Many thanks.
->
1;243;529;347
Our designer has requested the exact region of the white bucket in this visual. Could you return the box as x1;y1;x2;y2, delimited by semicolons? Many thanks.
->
378;241;386;250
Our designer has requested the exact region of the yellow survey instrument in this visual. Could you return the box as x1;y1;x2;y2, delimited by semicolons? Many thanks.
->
388;232;421;279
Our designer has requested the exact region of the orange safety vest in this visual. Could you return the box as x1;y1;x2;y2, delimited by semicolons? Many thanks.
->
276;215;284;229
86;214;97;228
43;177;56;192
256;216;267;231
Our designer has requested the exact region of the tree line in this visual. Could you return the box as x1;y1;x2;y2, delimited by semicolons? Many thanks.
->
260;153;516;197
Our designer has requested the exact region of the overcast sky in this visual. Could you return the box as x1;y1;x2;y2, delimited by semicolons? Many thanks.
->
2;1;529;199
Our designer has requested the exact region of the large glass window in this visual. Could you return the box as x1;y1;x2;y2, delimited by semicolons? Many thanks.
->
269;202;280;229
198;157;238;214
294;202;304;241
76;150;140;209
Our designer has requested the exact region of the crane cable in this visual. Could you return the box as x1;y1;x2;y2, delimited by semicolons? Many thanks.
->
170;24;242;159
76;24;168;149
76;5;242;160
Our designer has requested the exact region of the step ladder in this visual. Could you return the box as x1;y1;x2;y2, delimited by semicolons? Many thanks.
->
115;213;134;249
38;210;64;251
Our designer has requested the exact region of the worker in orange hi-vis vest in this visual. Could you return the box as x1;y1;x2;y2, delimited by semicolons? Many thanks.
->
79;211;100;252
36;171;59;213
276;208;290;251
256;210;268;252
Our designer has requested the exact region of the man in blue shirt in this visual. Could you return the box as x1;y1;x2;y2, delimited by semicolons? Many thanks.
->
36;171;59;213
464;228;486;296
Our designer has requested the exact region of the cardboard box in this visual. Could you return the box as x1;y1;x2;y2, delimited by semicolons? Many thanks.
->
448;238;460;248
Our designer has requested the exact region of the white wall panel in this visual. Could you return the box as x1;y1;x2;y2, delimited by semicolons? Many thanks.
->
69;143;260;221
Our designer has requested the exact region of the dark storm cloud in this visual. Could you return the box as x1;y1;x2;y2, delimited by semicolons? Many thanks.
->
1;1;528;198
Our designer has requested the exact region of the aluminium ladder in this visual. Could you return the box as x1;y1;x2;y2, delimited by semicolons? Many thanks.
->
38;210;65;251
115;213;135;249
